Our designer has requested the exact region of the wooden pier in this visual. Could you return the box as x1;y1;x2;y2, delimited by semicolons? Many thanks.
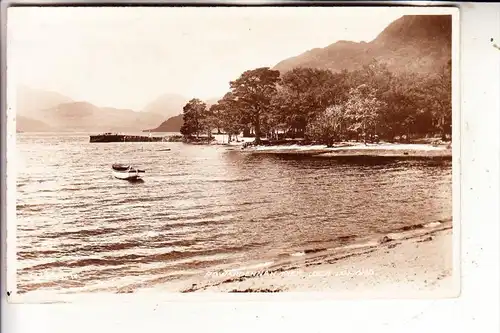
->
89;133;164;143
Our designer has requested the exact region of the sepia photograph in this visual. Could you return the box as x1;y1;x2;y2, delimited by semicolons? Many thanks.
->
6;6;458;300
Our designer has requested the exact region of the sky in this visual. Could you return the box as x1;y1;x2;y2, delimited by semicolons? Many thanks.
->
7;7;430;110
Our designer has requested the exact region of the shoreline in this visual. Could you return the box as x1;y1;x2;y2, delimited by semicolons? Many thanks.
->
175;222;454;295
238;142;452;158
13;221;455;299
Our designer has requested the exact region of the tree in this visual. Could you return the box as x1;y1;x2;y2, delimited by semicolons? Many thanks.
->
210;58;450;145
277;67;343;137
209;104;223;135
428;60;452;140
348;60;393;100
380;71;434;141
268;86;296;139
380;63;450;141
179;98;208;138
344;84;386;143
229;67;280;144
201;105;215;139
306;104;346;146
216;92;246;142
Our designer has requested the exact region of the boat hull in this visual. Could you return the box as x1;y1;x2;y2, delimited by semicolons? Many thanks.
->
112;170;143;180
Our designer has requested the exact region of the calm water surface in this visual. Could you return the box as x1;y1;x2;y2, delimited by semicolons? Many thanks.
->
15;133;452;293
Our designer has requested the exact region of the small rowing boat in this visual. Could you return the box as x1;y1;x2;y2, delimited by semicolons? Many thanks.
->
112;164;145;180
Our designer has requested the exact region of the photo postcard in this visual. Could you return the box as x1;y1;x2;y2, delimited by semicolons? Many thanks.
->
4;5;460;302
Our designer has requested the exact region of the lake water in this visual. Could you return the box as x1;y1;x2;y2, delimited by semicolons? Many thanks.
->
15;133;452;294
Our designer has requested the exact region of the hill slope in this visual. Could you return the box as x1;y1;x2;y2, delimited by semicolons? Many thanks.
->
143;93;190;119
36;102;164;132
143;97;220;133
15;87;165;132
16;116;53;132
16;86;74;118
273;15;451;75
144;114;183;133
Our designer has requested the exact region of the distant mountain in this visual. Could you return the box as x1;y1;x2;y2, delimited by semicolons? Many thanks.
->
143;93;189;119
36;101;164;132
144;114;183;133
142;96;220;133
15;87;165;132
16;86;73;118
273;15;452;75
16;116;53;132
15;87;219;132
143;93;220;117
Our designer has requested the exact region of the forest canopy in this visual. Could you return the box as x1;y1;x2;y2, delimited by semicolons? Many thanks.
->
179;60;452;145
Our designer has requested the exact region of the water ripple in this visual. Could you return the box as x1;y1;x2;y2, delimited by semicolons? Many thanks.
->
15;133;452;293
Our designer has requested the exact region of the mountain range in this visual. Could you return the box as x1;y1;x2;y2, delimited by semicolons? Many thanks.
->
15;86;219;133
148;15;451;133
273;15;451;75
15;14;451;133
144;114;184;133
15;87;164;133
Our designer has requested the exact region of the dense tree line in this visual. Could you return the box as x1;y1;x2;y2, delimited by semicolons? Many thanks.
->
180;59;452;145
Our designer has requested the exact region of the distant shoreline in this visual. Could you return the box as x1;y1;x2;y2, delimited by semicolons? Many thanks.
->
17;132;452;158
237;142;452;158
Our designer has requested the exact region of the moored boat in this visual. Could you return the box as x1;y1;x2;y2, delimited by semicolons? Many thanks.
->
112;164;145;180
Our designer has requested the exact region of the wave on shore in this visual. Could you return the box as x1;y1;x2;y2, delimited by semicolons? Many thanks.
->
175;218;453;293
